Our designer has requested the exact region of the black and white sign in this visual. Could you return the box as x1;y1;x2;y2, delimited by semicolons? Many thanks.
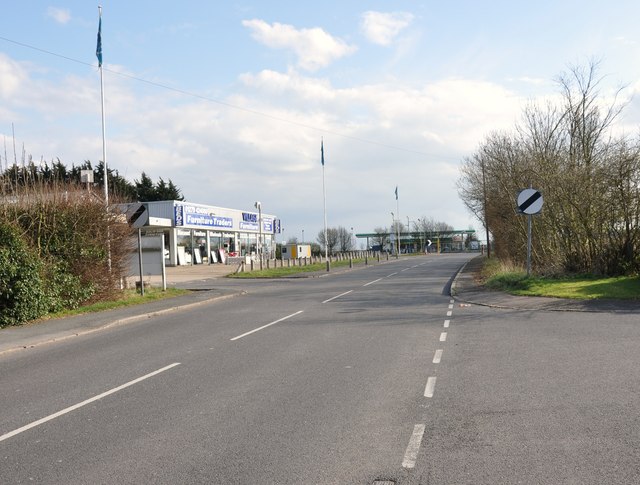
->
517;188;543;215
126;203;149;228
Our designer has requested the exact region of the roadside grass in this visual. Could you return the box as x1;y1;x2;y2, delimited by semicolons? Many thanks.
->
228;258;366;278
481;258;640;300
37;287;190;322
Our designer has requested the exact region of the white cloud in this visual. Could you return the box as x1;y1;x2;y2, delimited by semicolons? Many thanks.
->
0;54;29;99
242;19;357;71
361;11;414;46
47;7;71;25
0;52;549;235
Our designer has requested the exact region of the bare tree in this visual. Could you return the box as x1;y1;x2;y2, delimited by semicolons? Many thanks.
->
336;226;354;252
457;61;639;275
371;227;390;250
316;227;339;255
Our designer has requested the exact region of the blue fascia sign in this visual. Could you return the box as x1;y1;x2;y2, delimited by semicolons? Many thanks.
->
239;221;259;231
175;204;233;229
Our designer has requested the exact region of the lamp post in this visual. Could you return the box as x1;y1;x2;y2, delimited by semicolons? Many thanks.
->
254;201;262;268
390;212;395;255
302;229;305;244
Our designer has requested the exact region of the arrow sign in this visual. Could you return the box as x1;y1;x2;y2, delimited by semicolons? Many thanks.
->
517;188;543;215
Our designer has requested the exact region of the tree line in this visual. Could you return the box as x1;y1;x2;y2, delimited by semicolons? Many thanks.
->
458;62;640;276
1;158;184;202
304;218;457;255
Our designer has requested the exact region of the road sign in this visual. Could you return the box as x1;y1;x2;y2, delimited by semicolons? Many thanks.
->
517;188;543;215
126;203;149;228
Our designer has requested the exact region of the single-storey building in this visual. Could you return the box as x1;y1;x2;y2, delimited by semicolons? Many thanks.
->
126;200;280;266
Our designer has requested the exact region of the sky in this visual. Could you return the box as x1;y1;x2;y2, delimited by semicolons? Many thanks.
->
2;1;640;245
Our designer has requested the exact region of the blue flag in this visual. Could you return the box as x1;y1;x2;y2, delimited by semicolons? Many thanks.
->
395;186;398;200
321;139;325;166
96;16;102;67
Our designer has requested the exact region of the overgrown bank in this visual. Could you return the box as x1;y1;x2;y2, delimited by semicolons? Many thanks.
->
1;185;132;327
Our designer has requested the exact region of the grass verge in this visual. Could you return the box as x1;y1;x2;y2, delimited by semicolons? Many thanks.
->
481;258;640;300
38;287;190;322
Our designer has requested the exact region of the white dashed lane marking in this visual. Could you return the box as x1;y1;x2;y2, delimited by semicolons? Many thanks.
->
424;376;437;398
440;332;447;342
322;290;353;303
444;319;450;328
402;424;426;468
363;278;382;287
433;349;443;364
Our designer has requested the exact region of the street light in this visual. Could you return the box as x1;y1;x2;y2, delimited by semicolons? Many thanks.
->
254;201;263;267
390;212;395;255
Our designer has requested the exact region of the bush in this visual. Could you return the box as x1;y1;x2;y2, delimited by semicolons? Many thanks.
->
0;223;49;326
43;261;95;313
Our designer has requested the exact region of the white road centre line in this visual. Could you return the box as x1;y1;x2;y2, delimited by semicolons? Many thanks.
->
444;319;450;328
450;299;454;303
230;311;304;341
322;290;353;303
363;278;382;287
446;310;453;317
433;349;443;364
440;332;447;342
448;304;454;310
402;424;426;468
424;377;437;398
0;363;181;443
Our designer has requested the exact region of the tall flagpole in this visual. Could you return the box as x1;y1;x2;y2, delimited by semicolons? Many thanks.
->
97;6;111;273
321;138;329;271
97;5;108;205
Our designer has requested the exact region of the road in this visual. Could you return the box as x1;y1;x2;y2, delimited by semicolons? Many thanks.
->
1;254;639;484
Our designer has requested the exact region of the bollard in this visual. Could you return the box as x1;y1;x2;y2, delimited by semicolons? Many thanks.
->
365;255;368;265
349;256;353;268
251;260;255;271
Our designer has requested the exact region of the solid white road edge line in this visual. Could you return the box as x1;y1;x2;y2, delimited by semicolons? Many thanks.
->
402;424;426;468
322;290;353;303
0;363;181;443
387;272;398;277
230;311;304;341
363;278;382;287
424;376;437;398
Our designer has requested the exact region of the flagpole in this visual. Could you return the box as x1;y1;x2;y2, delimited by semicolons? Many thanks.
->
98;5;108;205
321;139;329;271
97;5;111;273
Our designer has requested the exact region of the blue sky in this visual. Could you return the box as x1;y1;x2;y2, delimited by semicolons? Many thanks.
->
2;1;640;243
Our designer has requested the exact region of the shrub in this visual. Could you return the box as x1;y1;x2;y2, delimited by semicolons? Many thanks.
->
0;223;49;326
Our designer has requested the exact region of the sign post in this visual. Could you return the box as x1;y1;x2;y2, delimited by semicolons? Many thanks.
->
517;188;544;276
126;204;149;294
